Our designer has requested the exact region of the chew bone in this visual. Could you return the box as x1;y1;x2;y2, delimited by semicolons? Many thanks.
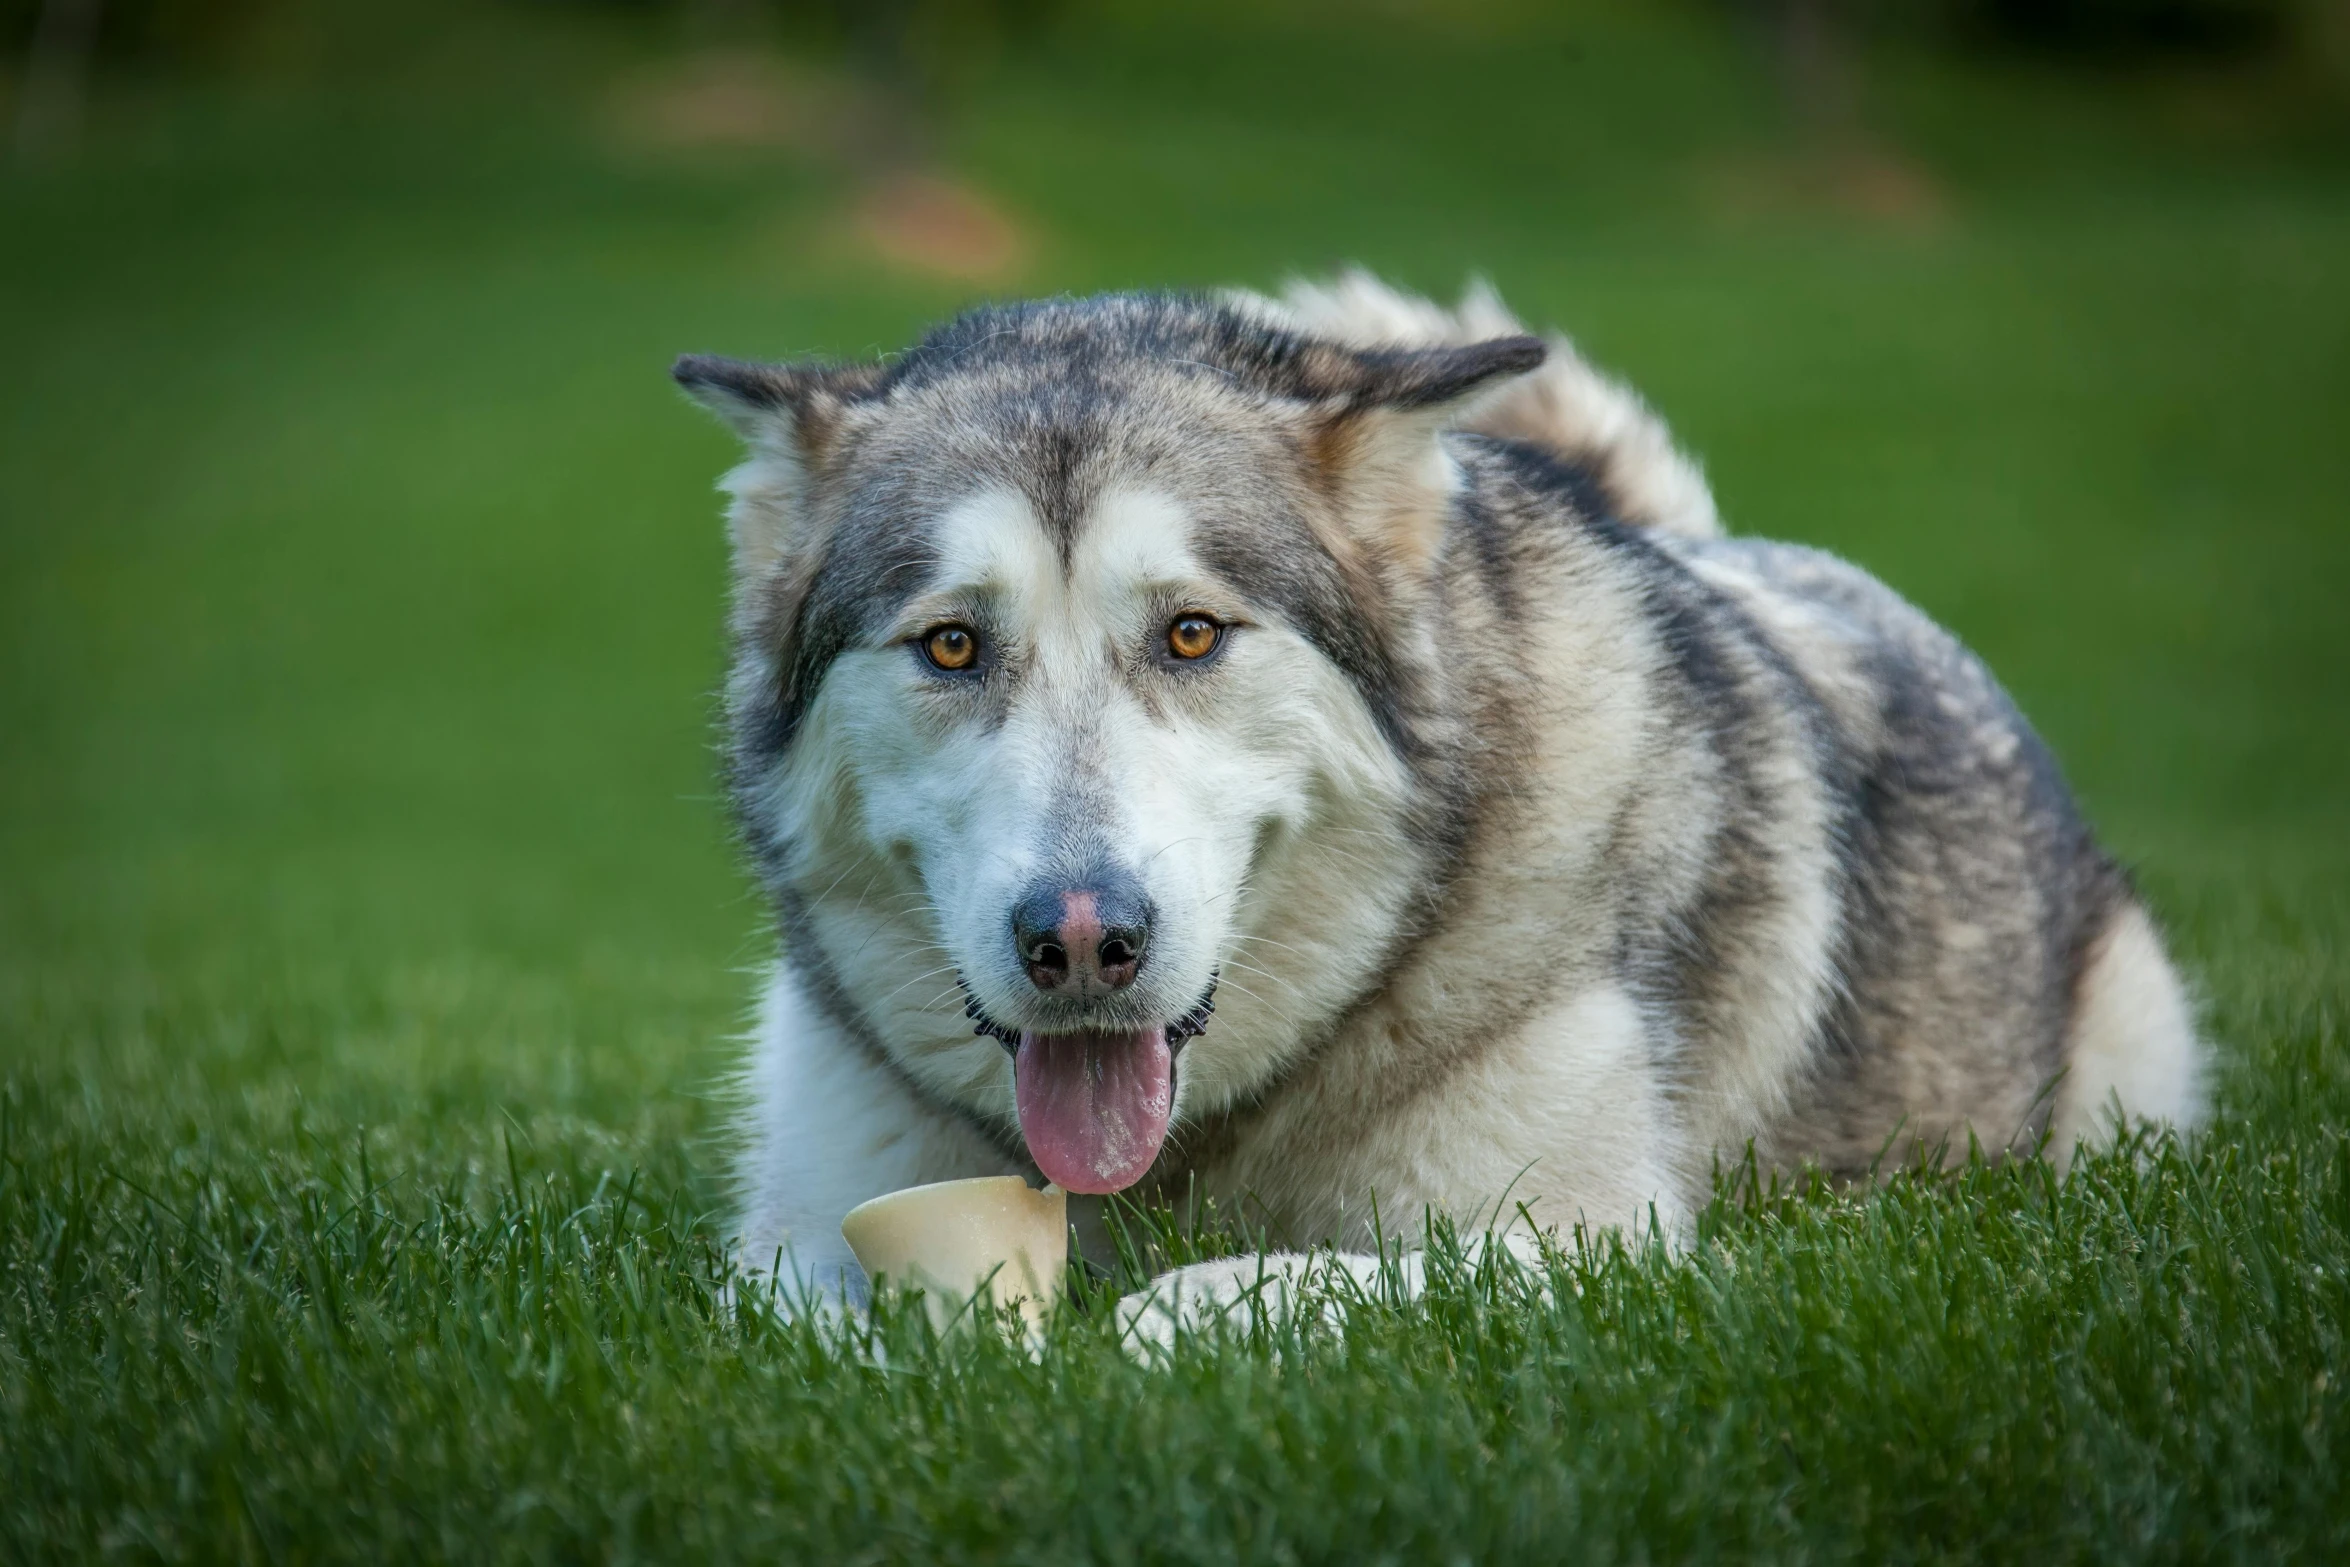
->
839;1177;1068;1332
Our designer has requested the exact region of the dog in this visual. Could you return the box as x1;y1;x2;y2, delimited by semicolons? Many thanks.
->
675;271;2205;1338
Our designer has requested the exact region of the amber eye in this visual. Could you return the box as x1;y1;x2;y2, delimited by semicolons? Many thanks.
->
1165;613;1222;662
922;624;980;672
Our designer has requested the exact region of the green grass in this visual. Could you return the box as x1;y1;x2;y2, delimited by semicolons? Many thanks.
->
4;2;2348;1558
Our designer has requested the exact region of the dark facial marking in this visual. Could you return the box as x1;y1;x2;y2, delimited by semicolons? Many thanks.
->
723;292;1538;791
1191;511;1415;755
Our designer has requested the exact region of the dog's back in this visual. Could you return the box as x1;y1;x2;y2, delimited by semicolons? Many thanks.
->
1251;273;2204;1177
1676;532;2202;1169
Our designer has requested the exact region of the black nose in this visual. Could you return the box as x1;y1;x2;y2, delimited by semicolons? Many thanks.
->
1011;869;1152;996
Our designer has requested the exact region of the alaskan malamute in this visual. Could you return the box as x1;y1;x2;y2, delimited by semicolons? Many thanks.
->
676;273;2203;1334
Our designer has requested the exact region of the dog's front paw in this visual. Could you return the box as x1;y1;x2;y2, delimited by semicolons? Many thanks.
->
1115;1254;1306;1354
1115;1251;1391;1355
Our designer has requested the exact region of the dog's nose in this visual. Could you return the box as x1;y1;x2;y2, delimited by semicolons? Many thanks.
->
1012;873;1151;995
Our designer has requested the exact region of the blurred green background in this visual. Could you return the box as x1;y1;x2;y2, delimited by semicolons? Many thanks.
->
2;0;2347;1165
5;2;2350;1555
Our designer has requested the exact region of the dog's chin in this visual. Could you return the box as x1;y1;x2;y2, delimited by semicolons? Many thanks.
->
957;972;1220;1195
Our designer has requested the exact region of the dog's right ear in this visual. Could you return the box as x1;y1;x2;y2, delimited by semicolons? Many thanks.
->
672;353;884;578
672;353;884;459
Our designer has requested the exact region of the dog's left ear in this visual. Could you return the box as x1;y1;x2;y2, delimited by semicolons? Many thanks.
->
672;353;885;579
1290;335;1546;574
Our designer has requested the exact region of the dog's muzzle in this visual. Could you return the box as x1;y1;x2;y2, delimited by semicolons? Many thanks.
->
960;972;1218;1194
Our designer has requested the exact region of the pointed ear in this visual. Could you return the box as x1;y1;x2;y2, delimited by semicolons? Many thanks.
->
1294;335;1545;571
672;353;884;581
1301;334;1547;411
672;353;884;459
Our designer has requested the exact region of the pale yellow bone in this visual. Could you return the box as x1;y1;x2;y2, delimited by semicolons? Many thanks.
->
839;1176;1068;1332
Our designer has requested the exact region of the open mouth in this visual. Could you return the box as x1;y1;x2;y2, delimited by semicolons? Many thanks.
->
961;975;1216;1195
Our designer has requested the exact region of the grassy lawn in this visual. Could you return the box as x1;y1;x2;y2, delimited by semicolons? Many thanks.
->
3;2;2347;1558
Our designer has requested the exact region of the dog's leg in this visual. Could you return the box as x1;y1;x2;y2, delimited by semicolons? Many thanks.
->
1114;1232;1573;1353
2050;898;2206;1167
1117;981;1692;1352
734;962;1020;1313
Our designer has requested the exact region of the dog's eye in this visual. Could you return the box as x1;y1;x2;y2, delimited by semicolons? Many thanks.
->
922;624;980;672
1165;614;1222;662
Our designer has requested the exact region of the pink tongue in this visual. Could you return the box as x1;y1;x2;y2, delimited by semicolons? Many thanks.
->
1013;1026;1173;1195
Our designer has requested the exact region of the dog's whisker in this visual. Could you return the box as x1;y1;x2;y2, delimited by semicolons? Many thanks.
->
1144;836;1209;869
1220;957;1306;999
913;985;980;1016
804;858;872;909
1230;931;1314;961
1208;974;1299;1030
868;964;966;1009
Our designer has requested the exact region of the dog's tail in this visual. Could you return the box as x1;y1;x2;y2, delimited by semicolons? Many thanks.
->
1245;270;1723;540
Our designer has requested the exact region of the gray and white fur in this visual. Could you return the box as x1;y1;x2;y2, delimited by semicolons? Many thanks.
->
674;272;2203;1336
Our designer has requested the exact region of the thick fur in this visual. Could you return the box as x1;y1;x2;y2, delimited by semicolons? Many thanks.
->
676;275;2204;1327
1257;270;1722;541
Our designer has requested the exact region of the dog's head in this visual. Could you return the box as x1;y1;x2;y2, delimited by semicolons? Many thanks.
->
679;295;1541;1193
